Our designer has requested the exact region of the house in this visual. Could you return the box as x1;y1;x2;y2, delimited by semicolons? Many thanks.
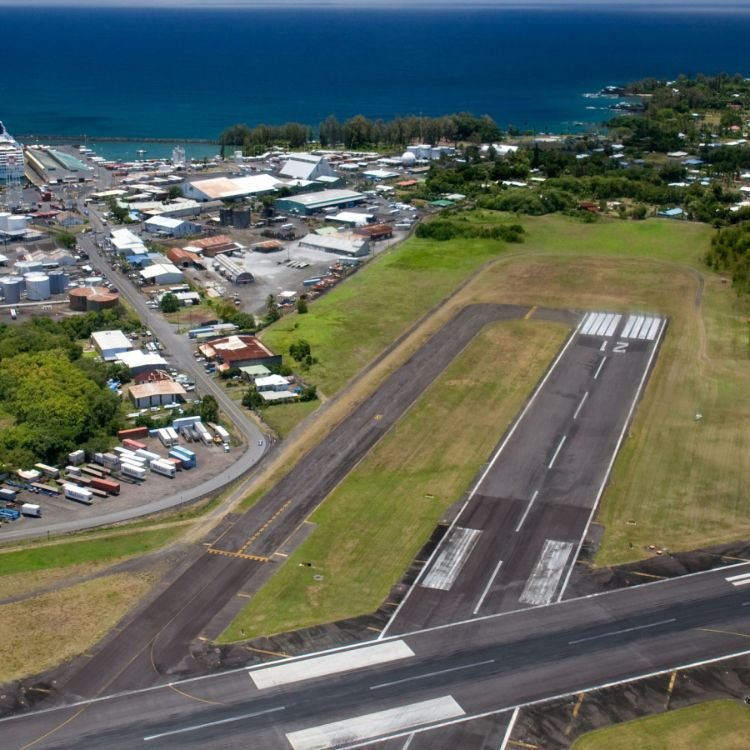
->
255;374;292;392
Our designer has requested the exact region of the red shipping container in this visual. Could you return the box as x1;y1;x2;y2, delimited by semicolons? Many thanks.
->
118;426;149;440
122;438;147;451
90;478;121;496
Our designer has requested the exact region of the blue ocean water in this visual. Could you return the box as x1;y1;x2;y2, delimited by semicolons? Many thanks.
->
3;6;750;155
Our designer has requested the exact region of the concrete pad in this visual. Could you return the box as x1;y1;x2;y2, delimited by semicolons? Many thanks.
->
286;696;465;750
250;640;414;689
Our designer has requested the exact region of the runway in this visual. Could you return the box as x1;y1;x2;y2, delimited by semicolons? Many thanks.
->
384;312;667;634
4;562;750;749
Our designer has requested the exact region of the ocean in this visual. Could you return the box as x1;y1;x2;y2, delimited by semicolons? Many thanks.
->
4;6;750;160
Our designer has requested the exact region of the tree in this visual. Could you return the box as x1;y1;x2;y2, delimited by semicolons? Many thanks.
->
200;394;219;424
299;384;317;402
295;296;308;315
289;339;311;362
242;388;264;410
159;293;180;313
167;186;183;201
57;231;77;250
264;294;280;325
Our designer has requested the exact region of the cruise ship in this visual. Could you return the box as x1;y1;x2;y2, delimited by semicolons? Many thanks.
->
0;121;25;181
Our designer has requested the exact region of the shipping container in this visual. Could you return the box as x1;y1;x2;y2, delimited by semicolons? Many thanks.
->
81;466;104;479
168;448;194;469
166;427;179;445
134;448;161;466
67;449;86;465
30;482;60;496
20;503;42;517
150;459;176;478
0;507;20;521
157;428;176;448
172;415;202;431
65;465;82;477
117;426;149;440
122;438;147;451
63;483;93;505
208;423;230;442
195;422;214;446
34;463;60;479
0;487;17;503
90;477;121;496
121;463;146;480
92;452;120;469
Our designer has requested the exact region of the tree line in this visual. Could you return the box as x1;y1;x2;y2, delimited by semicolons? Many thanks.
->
219;112;502;152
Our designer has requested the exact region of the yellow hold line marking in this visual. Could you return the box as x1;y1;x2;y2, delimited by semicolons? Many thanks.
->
245;646;290;659
572;692;585;719
699;627;750;640
523;305;538;320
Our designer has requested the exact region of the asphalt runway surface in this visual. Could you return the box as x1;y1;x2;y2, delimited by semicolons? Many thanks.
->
44;303;554;702
385;311;667;635
5;562;750;749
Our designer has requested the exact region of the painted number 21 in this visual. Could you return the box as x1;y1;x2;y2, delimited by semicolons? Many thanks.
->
600;341;629;353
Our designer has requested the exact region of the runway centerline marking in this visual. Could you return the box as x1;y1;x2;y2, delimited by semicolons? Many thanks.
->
369;659;495;691
514;490;539;533
573;392;589;421
593;356;607;380
143;705;286;741
568;618;676;646
473;559;504;615
548;435;567;469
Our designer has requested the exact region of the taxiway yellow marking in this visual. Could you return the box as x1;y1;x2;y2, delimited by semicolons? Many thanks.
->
572;692;585;719
206;548;270;562
19;705;89;750
274;552;289;558
237;593;252;598
366;626;382;633
374;413;383;421
699;627;750;640
168;683;224;706
664;670;678;709
241;500;292;553
523;305;538;320
629;570;667;580
246;646;290;659
509;741;538;749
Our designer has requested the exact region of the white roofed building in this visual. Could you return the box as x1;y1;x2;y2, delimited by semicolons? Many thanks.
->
139;262;184;285
183;174;281;202
279;153;334;181
144;215;200;238
115;351;168;376
91;330;133;361
299;232;370;257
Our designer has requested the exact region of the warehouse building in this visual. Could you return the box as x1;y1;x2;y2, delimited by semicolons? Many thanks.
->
279;153;334;181
185;234;242;258
213;253;254;284
274;189;366;216
116;350;168;377
199;335;281;370
353;223;394;241
183;174;281;202
139;263;184;286
129;380;186;409
166;247;202;268
299;232;370;257
144;215;200;238
91;330;133;361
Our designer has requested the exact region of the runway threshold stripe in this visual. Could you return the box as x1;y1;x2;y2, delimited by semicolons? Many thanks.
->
286;697;465;750
250;641;414;689
725;571;750;582
580;313;597;336
519;540;574;606
421;527;482;591
595;313;614;336
646;318;661;340
621;315;637;339
603;314;621;337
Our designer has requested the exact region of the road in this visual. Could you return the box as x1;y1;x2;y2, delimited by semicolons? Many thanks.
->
4;561;750;749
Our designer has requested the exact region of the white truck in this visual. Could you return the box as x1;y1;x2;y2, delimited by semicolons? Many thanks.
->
20;503;42;517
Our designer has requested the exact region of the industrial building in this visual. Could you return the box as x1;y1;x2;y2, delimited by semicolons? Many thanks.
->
353;223;394;241
166;247;202;268
329;211;374;227
198;335;281;370
128;380;186;409
213;253;254;284
299;232;370;258
274;189;366;216
110;228;148;256
115;350;168;377
278;153;334;181
91;330;133;361
144;215;200;238
139;263;184;286
185;234;242;258
183;174;281;202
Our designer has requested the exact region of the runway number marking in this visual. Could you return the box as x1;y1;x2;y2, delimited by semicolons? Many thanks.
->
612;341;629;354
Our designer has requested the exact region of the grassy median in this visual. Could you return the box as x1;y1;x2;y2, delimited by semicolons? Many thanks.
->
572;700;750;750
221;319;568;640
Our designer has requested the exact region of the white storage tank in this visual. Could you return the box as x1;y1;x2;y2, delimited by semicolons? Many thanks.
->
0;276;22;303
83;276;105;286
48;270;68;295
6;215;27;232
25;273;51;300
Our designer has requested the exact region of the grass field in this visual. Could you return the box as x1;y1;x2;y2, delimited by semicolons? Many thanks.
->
572;701;750;750
220;319;567;641
0;527;184;577
0;567;164;684
260;398;321;439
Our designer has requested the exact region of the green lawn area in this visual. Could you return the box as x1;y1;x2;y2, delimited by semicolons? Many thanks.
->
0;527;184;576
220;319;567;641
260;233;510;396
572;701;750;750
260;399;321;439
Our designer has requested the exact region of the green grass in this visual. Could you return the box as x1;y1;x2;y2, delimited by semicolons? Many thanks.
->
0;527;184;576
221;319;567;641
261;233;509;396
260;399;320;439
572;701;750;750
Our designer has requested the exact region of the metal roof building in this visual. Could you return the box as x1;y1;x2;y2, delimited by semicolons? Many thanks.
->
144;215;200;238
139;262;184;286
279;153;334;181
129;380;186;408
91;330;133;361
299;232;370;258
274;189;366;216
213;253;254;284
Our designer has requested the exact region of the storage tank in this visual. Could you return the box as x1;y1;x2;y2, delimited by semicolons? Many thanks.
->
6;215;27;232
48;270;68;295
0;276;22;304
83;276;104;286
15;260;43;275
25;273;51;301
69;286;94;311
